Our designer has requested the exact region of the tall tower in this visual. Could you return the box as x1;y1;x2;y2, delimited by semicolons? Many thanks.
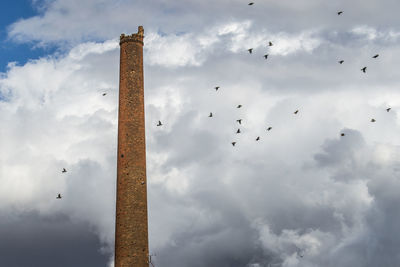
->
115;26;148;266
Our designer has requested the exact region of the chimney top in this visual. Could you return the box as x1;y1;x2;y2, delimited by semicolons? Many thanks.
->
120;26;144;46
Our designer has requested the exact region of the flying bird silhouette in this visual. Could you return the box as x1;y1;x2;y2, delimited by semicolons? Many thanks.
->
371;118;376;122
341;133;345;136
294;110;299;114
264;54;269;59
248;48;253;54
157;121;162;126
215;86;220;91
337;11;343;15
102;93;107;96
268;41;273;46
248;2;254;5
339;60;344;64
361;67;367;73
237;119;242;124
256;136;260;141
232;142;236;146
267;127;272;131
372;54;379;58
62;168;67;173
209;112;213;117
387;108;391;112
56;194;62;199
236;129;241;134
237;104;242;108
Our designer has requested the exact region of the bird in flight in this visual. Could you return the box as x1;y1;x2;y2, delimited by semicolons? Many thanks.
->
236;129;241;134
387;108;391;112
361;67;367;73
237;119;242;124
268;41;273;46
56;194;62;199
102;93;107;96
338;60;344;64
371;118;376;122
232;142;237;146
256;136;260;141
215;86;220;91
248;48;253;54
62;168;67;173
341;133;345;136
248;2;254;5
294;110;299;114
267;127;272;131
237;104;242;108
337;11;343;15
372;54;379;58
209;112;213;117
157;121;163;126
264;54;269;59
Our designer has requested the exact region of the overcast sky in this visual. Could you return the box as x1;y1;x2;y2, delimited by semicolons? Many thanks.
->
1;0;400;266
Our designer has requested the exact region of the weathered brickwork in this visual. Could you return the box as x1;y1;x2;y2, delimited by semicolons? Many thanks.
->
115;26;149;267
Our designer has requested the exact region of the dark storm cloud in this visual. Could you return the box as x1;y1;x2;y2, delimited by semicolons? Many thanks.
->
310;144;400;267
0;211;110;267
148;179;273;267
361;174;400;266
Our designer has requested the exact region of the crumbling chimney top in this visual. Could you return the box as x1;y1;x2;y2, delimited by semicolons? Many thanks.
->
120;26;144;46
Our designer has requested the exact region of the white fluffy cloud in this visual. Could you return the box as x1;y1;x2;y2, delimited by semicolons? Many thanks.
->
0;40;120;250
3;0;400;266
144;21;322;67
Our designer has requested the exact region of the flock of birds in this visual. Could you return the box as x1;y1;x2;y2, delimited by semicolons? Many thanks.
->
155;6;391;151
153;7;393;265
54;4;392;264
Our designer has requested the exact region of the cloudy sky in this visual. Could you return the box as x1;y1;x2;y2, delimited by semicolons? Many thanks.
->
1;0;400;266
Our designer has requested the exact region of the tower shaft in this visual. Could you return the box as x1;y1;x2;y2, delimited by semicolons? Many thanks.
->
115;26;148;267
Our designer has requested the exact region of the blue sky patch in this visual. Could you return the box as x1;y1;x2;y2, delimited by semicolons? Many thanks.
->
0;0;56;72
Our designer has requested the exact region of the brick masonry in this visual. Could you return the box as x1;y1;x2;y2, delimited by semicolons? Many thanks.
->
115;26;149;267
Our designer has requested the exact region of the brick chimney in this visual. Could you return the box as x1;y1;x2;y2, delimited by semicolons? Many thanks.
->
115;26;149;267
